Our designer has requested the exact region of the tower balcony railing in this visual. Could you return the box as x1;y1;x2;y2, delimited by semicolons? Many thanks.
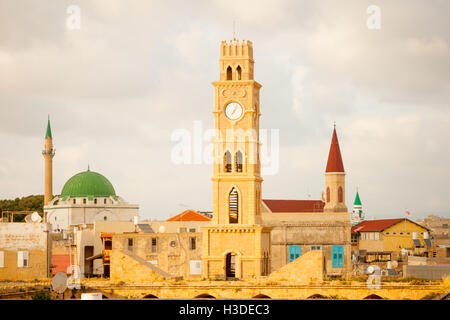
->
42;149;55;156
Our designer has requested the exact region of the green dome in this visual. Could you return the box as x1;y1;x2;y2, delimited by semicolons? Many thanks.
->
61;169;116;198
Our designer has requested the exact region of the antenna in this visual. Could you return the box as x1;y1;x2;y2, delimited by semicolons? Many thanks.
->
52;272;68;294
31;212;42;223
233;20;236;41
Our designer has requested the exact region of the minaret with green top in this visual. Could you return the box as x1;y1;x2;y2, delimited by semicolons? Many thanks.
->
351;189;364;225
42;116;55;206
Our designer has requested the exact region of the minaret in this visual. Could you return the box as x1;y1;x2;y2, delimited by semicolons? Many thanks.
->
323;125;347;212
42;116;55;206
352;189;363;225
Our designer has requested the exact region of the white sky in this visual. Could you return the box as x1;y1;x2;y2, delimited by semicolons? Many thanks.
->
0;0;449;221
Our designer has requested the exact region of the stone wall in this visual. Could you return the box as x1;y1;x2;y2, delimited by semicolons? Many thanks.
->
403;265;450;280
0;223;51;280
110;249;174;282
268;250;324;284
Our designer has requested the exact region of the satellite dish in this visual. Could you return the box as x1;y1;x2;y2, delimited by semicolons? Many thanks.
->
158;225;166;233
52;272;68;294
24;215;33;223
31;212;42;223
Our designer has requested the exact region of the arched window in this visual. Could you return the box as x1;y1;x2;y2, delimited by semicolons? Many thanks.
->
326;187;330;203
235;151;243;172
338;187;343;203
224;151;232;172
226;66;232;80
236;66;242;80
229;188;239;224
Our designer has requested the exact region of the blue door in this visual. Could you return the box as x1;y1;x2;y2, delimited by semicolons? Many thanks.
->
288;245;301;263
332;245;344;268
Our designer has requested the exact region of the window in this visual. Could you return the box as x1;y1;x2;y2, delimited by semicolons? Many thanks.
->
332;245;344;268
189;228;196;233
443;224;448;228
170;241;176;247
224;151;232;172
190;260;202;275
104;216;107;221
288;245;301;262
326;187;330;203
128;238;133;251
235;151;243;172
236;66;242;80
73;199;76;204
229;187;239;224
83;199;86;204
338;187;343;203
310;245;322;251
104;240;112;250
179;227;187;233
17;251;29;268
393;232;397;235
0;251;4;268
104;199;107;204
226;66;232;80
94;199;97;204
190;237;196;250
151;238;157;253
407;232;410;235
400;232;404;235
386;232;390;235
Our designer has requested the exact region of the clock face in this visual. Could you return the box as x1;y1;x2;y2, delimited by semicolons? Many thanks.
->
225;102;243;120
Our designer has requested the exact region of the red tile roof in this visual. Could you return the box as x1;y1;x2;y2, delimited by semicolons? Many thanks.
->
263;199;325;213
166;210;211;222
326;128;345;173
351;218;404;233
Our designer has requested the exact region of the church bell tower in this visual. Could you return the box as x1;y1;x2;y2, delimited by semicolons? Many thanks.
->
202;40;271;280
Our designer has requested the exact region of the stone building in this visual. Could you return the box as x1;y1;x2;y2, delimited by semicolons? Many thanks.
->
417;215;450;247
0;222;52;281
351;218;431;262
261;199;351;275
106;40;353;281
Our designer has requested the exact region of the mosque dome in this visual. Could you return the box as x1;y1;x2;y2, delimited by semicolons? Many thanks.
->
61;168;116;198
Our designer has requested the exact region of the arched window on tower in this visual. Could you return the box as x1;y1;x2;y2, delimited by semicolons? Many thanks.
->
338;187;343;203
236;66;242;80
226;66;232;80
224;151;232;172
229;188;239;224
326;187;330;203
235;151;243;172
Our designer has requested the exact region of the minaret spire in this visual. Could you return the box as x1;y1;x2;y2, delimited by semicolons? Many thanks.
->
43;116;55;206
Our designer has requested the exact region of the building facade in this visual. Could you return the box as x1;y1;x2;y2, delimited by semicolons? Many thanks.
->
0;222;52;280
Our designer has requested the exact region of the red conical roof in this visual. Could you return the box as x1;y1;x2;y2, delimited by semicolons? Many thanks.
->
325;127;345;172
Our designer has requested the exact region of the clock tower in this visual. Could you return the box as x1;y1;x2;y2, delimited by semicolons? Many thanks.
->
202;40;271;280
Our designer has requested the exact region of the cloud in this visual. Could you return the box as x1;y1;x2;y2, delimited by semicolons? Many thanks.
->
0;0;449;220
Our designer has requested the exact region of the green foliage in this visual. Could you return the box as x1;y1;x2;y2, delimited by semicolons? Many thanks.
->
0;195;44;222
32;289;52;300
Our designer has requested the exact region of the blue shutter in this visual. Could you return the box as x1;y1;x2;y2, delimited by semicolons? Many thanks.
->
332;245;344;268
288;245;301;263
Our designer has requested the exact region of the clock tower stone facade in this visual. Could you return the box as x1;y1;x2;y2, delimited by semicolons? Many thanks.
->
202;40;271;280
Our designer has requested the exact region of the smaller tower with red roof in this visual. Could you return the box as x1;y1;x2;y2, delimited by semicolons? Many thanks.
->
324;125;348;213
